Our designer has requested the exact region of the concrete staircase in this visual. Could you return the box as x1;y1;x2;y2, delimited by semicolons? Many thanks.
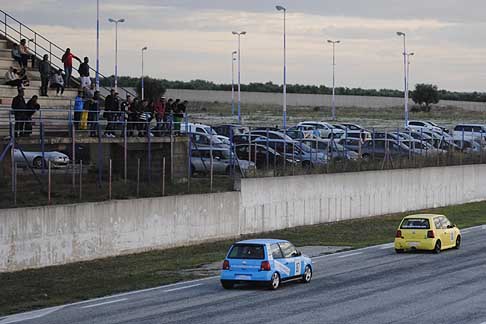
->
0;38;78;137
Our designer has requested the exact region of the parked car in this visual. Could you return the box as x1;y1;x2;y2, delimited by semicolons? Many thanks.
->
232;134;268;145
333;123;372;141
360;139;421;159
182;123;231;145
453;124;486;141
190;147;254;175
285;126;315;140
189;132;228;149
253;138;327;168
235;144;296;168
213;124;249;138
220;239;313;290
302;138;359;160
407;120;445;134
453;138;483;153
250;130;294;142
394;214;461;253
14;149;70;169
297;121;345;139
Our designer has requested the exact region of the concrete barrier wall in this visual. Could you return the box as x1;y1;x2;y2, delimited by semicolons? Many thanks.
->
163;88;486;111
239;165;486;234
2;164;486;272
0;192;240;272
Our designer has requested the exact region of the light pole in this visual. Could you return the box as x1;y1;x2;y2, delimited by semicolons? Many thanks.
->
232;31;246;124
108;18;125;92
397;31;409;127
231;50;237;118
276;5;287;128
141;46;148;100
407;52;414;96
327;40;340;121
96;0;99;91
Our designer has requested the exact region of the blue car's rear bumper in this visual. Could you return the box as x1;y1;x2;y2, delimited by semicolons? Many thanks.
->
220;270;273;282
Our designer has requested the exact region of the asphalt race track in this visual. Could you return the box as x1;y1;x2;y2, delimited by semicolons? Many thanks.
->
1;225;485;324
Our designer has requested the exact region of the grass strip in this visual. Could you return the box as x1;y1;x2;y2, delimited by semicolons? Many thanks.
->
1;200;486;315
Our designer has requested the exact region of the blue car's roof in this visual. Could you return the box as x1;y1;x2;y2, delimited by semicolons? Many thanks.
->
235;239;288;245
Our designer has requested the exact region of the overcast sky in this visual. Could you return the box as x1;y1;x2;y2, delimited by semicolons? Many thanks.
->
3;0;486;91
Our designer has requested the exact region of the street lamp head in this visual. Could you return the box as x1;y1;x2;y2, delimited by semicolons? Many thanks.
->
240;31;247;35
276;5;286;11
142;46;148;51
396;31;405;36
108;18;116;23
232;31;246;36
409;52;415;56
118;18;125;23
232;51;237;55
232;31;238;35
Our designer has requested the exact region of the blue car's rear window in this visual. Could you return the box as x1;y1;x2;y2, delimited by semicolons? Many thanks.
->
228;244;265;259
400;218;430;229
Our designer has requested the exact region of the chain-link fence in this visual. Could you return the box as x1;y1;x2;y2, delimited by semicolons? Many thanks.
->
1;107;485;208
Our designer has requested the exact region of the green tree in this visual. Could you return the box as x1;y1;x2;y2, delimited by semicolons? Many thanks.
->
135;77;166;101
411;83;439;112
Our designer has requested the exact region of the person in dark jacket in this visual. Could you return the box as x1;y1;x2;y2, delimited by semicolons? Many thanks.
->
38;54;50;96
104;89;116;137
24;95;40;136
11;88;27;137
88;91;101;137
78;57;91;89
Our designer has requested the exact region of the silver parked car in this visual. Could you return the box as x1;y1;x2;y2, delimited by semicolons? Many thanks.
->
190;147;255;175
13;149;70;168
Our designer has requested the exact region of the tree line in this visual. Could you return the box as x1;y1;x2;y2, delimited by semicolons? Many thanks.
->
99;76;486;103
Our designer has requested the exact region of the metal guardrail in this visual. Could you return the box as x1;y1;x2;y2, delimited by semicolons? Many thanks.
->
0;9;136;99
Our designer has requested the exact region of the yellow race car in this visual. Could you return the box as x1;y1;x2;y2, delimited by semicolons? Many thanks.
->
394;214;461;254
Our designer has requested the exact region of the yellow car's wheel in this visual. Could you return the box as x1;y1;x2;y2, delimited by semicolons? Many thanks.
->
433;240;441;254
395;248;404;254
454;236;461;249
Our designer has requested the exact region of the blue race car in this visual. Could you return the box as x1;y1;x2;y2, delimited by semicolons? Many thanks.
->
220;239;313;290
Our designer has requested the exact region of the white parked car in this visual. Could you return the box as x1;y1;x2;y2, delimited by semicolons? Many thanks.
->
181;122;231;145
407;120;445;134
297;121;345;139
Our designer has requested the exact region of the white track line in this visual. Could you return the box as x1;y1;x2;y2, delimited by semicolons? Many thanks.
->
0;306;64;324
80;298;128;309
164;283;202;292
337;252;363;258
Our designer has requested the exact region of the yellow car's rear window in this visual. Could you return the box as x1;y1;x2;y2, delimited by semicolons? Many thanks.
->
400;218;430;229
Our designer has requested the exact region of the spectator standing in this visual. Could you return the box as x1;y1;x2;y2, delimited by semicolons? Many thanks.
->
153;97;166;136
78;57;91;89
104;89;116;137
11;44;22;67
11;88;27;137
50;69;65;96
172;99;182;132
38;54;50;96
18;39;33;68
73;91;84;130
88;91;101;137
24;95;40;136
61;48;81;87
4;67;22;87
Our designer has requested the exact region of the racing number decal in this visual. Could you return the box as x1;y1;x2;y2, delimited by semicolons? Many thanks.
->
450;231;454;242
295;260;301;275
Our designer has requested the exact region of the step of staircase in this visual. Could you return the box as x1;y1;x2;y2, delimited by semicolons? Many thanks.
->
0;95;74;108
0;68;41;80
0;85;77;99
0;40;8;50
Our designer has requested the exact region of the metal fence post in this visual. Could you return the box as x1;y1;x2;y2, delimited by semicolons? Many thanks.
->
48;160;51;205
162;157;166;196
79;160;83;200
124;117;128;183
13;162;17;206
137;158;140;197
109;159;112;200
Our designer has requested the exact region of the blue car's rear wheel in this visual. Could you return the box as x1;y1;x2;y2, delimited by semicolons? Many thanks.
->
301;265;312;283
221;280;234;289
269;272;280;290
